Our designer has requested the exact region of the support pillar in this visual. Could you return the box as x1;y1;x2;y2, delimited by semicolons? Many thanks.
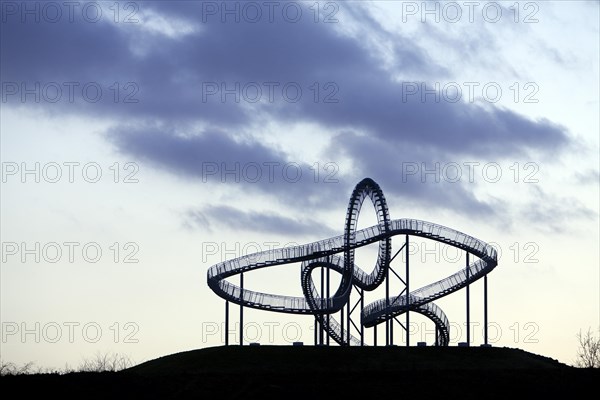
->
346;290;351;345
386;258;390;346
240;272;244;346
340;306;345;346
225;300;229;346
374;324;377;346
320;266;324;345
484;274;488;345
360;288;364;346
405;234;410;347
326;264;330;346
466;252;470;347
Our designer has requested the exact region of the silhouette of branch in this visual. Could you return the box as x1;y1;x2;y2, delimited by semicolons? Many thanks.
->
575;328;600;368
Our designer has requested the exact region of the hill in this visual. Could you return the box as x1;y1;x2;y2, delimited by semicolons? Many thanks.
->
2;346;597;398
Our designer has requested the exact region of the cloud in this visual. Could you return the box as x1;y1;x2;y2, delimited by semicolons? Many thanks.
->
1;1;575;218
106;124;347;208
3;2;570;149
519;186;597;233
329;132;505;217
185;205;337;238
573;169;600;185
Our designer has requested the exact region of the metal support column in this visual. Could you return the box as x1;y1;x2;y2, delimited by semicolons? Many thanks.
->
405;234;410;347
225;300;229;346
374;324;377;346
484;274;488;345
466;252;470;347
320;266;324;345
386;258;390;346
240;272;244;346
340;305;345;346
346;291;351;345
360;288;364;346
326;264;330;346
390;301;394;345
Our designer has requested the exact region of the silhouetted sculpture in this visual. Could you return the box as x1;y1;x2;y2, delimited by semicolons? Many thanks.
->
207;178;497;346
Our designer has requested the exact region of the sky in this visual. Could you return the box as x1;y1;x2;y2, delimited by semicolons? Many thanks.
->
0;0;598;369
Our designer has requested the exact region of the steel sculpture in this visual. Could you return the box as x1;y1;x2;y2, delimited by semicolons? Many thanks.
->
207;178;498;346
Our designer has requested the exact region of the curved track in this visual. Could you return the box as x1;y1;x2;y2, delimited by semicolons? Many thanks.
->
207;178;498;346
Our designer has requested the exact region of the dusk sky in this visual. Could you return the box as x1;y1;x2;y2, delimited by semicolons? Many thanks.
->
1;1;598;368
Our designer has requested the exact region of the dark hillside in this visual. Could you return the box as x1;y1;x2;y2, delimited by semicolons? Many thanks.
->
2;346;597;399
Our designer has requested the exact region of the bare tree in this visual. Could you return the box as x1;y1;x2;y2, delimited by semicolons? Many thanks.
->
77;352;133;372
0;360;34;376
0;360;16;376
1;353;132;375
575;328;600;368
